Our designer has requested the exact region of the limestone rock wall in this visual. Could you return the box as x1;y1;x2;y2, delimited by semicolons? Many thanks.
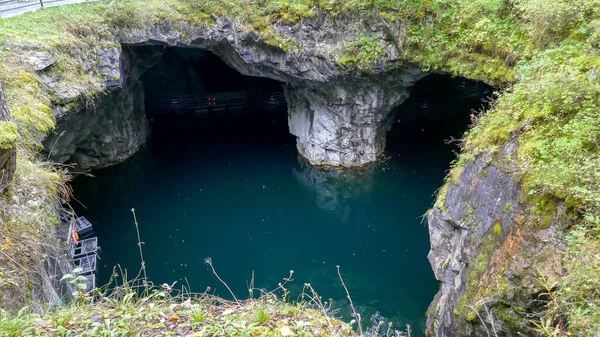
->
43;82;149;170
115;17;425;167
426;141;569;336
35;12;426;168
41;43;159;171
38;14;425;168
285;72;421;166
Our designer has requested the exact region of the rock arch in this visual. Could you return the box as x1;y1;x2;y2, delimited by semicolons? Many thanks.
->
44;17;425;169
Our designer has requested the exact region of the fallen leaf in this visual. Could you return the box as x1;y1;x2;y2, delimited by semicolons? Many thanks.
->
280;326;294;336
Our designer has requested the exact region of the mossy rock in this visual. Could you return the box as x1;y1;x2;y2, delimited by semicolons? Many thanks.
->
0;121;19;150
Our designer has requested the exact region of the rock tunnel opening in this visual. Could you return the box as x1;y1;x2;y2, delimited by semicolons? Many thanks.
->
135;46;290;145
63;44;494;337
385;74;493;162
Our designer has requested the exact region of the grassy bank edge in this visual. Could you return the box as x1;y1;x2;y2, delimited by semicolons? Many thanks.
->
0;0;598;335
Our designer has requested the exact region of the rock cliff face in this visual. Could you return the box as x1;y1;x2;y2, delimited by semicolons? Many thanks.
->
31;13;566;336
41;44;159;170
40;15;424;169
285;72;420;166
119;18;425;167
0;81;17;193
44;83;148;170
426;141;569;336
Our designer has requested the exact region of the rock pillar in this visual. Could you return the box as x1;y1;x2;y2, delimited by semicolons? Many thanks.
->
286;73;422;167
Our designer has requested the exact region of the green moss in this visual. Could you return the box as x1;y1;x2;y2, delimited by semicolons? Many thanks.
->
454;233;499;321
338;55;360;67
526;193;566;229
0;121;19;150
493;221;503;236
495;305;522;331
465;311;478;322
338;35;386;70
436;183;449;213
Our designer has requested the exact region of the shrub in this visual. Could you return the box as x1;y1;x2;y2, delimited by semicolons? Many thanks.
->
466;44;600;214
535;216;600;335
339;35;385;70
515;0;599;43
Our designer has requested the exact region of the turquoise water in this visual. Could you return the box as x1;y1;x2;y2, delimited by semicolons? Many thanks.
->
71;75;490;335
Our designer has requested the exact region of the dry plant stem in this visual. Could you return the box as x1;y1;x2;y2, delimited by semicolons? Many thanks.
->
373;321;384;336
468;304;492;337
184;277;192;298
0;250;28;277
47;130;66;160
483;302;498;337
204;257;240;305
131;208;148;289
337;265;363;336
249;270;254;299
303;283;332;326
267;270;294;296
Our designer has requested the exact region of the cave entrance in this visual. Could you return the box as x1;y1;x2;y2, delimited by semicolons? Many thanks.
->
136;46;291;146
385;74;492;167
69;48;492;336
141;47;286;117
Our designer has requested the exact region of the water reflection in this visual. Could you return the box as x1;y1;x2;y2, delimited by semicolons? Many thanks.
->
292;156;376;222
70;73;494;337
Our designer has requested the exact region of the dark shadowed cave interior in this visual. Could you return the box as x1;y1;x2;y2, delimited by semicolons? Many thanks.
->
70;46;492;336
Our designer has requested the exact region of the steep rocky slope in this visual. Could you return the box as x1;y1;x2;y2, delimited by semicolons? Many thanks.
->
0;1;598;336
426;141;570;336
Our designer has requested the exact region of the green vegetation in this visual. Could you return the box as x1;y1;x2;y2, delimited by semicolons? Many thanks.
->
533;216;600;336
0;121;18;150
493;222;503;236
339;35;386;70
454;232;500;322
0;290;356;337
0;156;69;311
0;0;598;335
434;0;600;334
550;216;600;334
253;305;271;325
